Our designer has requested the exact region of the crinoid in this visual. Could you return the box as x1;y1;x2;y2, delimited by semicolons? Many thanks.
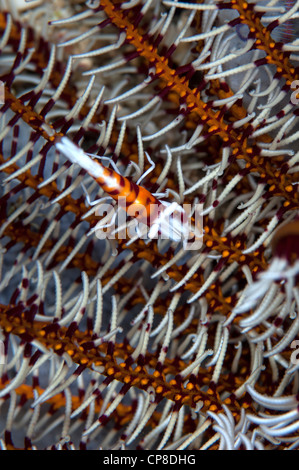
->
0;0;299;450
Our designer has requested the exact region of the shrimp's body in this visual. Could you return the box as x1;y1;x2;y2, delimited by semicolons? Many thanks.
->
55;137;192;244
94;157;161;226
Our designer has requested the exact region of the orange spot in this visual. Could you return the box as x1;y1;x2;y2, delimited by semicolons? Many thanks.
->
209;404;218;411
80;358;89;365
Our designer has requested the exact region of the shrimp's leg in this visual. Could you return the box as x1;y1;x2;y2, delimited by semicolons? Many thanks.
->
81;183;113;207
88;153;141;179
136;152;156;185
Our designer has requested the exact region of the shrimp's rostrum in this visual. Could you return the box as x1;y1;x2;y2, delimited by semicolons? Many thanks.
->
55;137;190;243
